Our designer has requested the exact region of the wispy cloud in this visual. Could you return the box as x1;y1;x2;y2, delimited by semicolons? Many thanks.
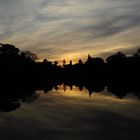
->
0;0;140;61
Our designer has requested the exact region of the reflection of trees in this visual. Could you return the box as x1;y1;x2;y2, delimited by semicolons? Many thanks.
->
62;80;140;99
0;80;60;112
0;79;140;113
0;84;37;112
0;43;140;112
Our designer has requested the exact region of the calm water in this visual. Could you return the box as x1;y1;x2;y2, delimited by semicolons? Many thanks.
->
0;86;140;140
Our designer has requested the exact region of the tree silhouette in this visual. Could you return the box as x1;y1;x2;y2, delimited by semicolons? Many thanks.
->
23;51;38;61
133;48;140;57
0;42;140;103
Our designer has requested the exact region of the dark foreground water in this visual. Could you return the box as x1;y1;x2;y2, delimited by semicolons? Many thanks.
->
0;86;140;140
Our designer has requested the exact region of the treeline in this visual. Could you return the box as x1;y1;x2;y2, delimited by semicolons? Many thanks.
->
0;43;140;83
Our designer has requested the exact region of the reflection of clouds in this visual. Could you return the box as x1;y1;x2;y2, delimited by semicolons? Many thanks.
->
0;90;140;139
0;0;140;61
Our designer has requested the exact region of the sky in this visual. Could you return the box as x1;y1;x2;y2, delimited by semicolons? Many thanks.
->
0;0;140;62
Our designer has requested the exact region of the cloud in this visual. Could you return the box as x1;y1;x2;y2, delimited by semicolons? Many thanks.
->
0;0;140;61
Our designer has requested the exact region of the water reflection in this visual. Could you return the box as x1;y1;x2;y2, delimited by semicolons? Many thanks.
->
0;84;39;112
0;83;140;140
0;80;140;112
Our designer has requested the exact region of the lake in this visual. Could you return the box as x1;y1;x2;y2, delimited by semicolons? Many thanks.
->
0;85;140;140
